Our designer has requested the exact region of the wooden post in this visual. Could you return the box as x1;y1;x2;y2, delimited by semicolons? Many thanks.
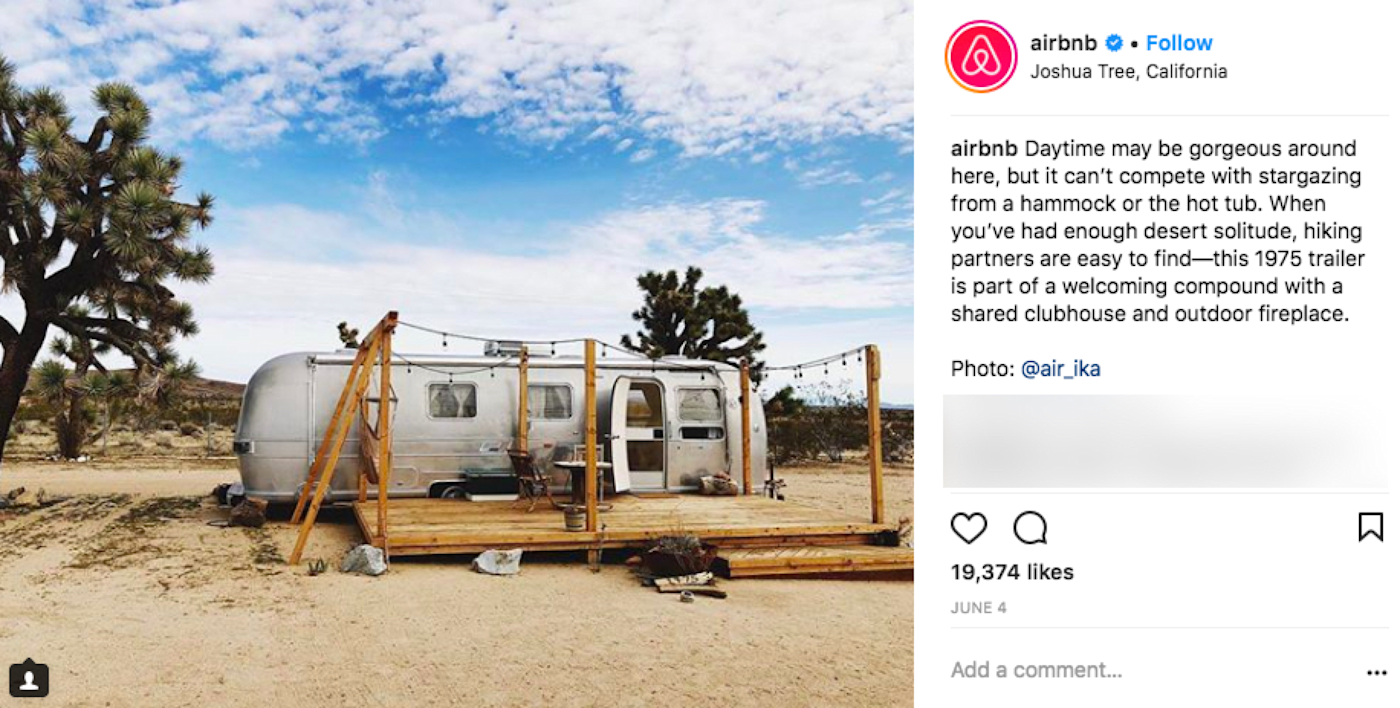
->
739;360;752;495
517;346;530;452
865;344;884;525
290;327;379;525
584;339;598;540
289;334;382;565
375;313;397;556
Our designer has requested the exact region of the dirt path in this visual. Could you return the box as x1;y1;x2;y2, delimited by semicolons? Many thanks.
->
0;462;912;707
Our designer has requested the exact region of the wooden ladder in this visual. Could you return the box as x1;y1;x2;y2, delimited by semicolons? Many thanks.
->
288;311;398;565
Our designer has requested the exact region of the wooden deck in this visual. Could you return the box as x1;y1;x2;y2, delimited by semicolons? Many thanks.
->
351;495;898;557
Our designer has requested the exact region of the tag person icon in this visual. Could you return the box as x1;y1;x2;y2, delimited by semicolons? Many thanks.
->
8;658;49;698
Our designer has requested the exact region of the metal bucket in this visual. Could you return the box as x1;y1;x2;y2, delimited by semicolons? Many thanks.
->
563;507;586;531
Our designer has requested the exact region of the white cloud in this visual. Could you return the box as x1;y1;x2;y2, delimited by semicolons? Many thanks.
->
861;189;905;209
629;147;656;163
0;0;912;153
795;165;864;188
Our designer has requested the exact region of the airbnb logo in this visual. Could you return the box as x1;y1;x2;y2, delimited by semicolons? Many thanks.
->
947;21;1018;93
960;34;1002;76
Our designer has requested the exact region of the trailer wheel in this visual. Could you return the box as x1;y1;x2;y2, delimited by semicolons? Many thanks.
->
440;485;467;500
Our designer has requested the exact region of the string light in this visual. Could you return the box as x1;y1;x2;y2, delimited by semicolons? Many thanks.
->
399;320;864;382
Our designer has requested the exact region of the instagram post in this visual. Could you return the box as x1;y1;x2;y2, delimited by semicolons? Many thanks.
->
3;1;1396;706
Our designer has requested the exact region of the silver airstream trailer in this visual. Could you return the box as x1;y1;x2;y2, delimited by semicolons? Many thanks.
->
234;346;766;503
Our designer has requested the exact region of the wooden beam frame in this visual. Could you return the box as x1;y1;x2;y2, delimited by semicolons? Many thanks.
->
287;311;398;566
740;359;752;495
288;334;381;564
865;344;884;524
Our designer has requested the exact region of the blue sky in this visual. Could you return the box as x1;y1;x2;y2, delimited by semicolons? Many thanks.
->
3;0;913;400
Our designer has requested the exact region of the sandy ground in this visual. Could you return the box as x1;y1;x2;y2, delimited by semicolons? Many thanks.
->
0;461;912;707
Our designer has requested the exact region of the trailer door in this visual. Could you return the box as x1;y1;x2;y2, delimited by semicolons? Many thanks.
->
611;378;666;491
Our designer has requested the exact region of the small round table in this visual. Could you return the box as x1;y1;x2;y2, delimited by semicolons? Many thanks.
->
554;461;614;510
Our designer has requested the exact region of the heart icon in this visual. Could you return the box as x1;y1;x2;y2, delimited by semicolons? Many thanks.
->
950;512;987;545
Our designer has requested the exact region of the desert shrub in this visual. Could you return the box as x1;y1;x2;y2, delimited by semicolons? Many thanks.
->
801;383;868;462
179;422;201;437
767;417;820;464
159;420;179;431
766;382;869;464
882;410;914;463
153;432;176;447
766;384;914;465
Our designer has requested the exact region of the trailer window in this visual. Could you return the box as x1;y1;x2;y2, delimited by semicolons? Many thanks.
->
627;384;664;428
678;388;722;422
428;383;477;419
528;384;573;420
680;426;724;440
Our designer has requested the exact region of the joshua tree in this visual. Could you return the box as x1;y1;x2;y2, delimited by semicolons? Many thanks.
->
620;266;765;370
43;314;109;456
32;360;88;458
0;56;214;471
336;321;360;349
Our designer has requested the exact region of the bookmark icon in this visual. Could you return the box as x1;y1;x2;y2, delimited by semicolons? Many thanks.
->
1358;513;1383;543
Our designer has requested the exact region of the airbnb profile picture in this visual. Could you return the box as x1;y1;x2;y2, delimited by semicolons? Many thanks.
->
946;21;1018;93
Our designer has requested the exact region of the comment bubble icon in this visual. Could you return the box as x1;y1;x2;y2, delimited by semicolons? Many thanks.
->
1014;511;1048;545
